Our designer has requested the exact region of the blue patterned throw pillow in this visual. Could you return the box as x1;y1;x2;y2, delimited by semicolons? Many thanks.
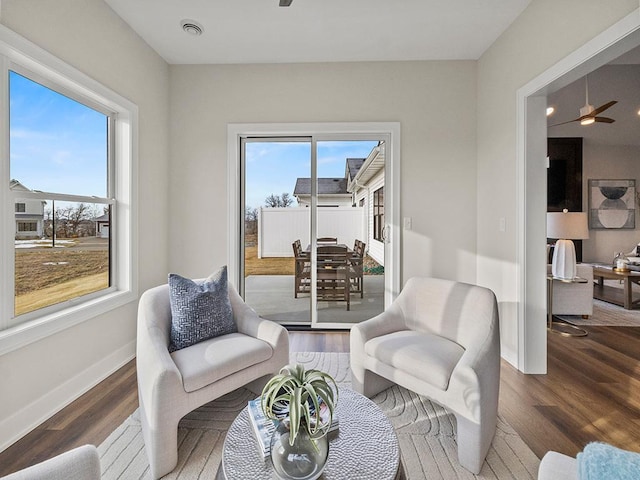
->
168;266;237;352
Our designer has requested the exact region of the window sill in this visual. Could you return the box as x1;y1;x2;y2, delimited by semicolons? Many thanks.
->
0;289;137;356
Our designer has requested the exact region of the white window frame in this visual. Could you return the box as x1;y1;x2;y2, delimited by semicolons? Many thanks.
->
0;25;138;355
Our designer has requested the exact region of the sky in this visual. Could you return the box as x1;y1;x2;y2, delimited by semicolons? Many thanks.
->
9;70;378;210
9;71;108;198
245;139;379;210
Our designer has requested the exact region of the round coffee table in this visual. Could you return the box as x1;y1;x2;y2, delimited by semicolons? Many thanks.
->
216;387;402;479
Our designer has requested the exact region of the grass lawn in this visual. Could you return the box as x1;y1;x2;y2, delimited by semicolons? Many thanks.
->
243;234;382;277
244;243;294;276
15;248;109;316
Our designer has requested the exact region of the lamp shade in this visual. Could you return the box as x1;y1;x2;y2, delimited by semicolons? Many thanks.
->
546;210;589;240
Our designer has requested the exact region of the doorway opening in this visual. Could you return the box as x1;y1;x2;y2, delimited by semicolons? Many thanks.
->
518;11;640;372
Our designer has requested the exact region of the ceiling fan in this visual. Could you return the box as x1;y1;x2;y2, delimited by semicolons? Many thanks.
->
549;76;617;127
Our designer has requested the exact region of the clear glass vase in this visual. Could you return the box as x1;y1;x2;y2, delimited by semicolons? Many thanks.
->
613;252;630;271
270;420;329;480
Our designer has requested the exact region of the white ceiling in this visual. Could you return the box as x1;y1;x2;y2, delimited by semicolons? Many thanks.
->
104;0;531;65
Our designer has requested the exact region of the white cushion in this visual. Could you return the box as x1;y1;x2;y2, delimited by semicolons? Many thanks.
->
171;332;273;392
364;330;465;390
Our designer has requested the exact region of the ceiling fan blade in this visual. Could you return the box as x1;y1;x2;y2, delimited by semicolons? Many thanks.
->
548;118;580;127
279;0;293;5
594;116;615;123
590;100;617;116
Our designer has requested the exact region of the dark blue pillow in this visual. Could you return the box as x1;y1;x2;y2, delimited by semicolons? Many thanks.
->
168;266;237;352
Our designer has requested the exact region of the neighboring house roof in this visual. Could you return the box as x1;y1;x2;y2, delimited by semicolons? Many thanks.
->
10;179;47;213
95;213;110;223
9;179;31;192
346;158;365;180
347;144;385;193
294;178;350;196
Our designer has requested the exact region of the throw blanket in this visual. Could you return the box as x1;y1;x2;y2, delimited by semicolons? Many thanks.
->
577;442;640;480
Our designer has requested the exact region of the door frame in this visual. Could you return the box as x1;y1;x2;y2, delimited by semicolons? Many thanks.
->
227;122;401;326
516;10;640;373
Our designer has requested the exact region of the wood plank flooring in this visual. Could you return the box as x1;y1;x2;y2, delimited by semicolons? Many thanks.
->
0;328;639;476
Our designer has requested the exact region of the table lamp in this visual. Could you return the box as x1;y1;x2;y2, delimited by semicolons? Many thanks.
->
546;209;589;280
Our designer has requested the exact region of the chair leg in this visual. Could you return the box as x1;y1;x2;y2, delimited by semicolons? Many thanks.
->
141;410;180;479
454;414;495;475
350;365;394;398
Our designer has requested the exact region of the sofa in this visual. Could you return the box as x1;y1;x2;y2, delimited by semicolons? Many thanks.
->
547;264;594;317
539;443;640;479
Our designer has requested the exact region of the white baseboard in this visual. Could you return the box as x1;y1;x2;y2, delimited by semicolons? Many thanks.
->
0;340;136;453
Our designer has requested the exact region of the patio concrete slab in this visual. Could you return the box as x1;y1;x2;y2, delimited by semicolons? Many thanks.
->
245;274;384;325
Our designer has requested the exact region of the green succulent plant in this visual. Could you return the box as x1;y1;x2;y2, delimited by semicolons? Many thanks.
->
261;363;338;446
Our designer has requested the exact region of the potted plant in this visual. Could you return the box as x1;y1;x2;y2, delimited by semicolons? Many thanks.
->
261;364;338;480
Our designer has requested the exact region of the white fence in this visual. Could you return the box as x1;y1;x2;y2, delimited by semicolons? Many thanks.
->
258;207;365;258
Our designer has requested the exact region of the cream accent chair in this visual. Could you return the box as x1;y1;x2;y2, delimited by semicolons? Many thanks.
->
350;277;500;474
547;264;594;317
0;445;100;480
137;282;289;479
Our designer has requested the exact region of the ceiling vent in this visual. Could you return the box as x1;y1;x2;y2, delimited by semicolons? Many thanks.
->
181;20;203;36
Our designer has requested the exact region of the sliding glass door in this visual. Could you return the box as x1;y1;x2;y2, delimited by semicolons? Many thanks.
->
242;138;312;325
237;131;391;328
315;140;385;326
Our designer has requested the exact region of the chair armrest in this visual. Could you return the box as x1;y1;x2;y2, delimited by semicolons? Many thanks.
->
448;299;500;422
136;287;183;422
350;302;406;346
229;286;289;350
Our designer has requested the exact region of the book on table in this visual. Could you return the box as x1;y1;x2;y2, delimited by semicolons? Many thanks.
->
247;397;339;458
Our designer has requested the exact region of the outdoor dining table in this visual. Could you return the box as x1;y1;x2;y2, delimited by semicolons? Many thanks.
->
302;244;353;310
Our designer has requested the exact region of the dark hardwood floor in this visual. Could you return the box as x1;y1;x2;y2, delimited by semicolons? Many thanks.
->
1;328;639;476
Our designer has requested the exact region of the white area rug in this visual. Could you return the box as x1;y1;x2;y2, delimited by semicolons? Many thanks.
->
99;352;539;479
556;299;640;327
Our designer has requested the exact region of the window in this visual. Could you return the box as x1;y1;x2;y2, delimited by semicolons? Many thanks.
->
0;28;137;350
10;71;113;317
373;187;384;242
17;221;37;232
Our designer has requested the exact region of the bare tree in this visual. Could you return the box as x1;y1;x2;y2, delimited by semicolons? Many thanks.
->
245;206;258;235
280;192;294;207
265;194;280;208
68;203;90;237
264;193;294;208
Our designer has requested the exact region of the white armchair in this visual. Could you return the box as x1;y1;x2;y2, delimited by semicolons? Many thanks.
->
547;264;594;317
137;282;289;479
0;445;100;480
350;277;500;474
